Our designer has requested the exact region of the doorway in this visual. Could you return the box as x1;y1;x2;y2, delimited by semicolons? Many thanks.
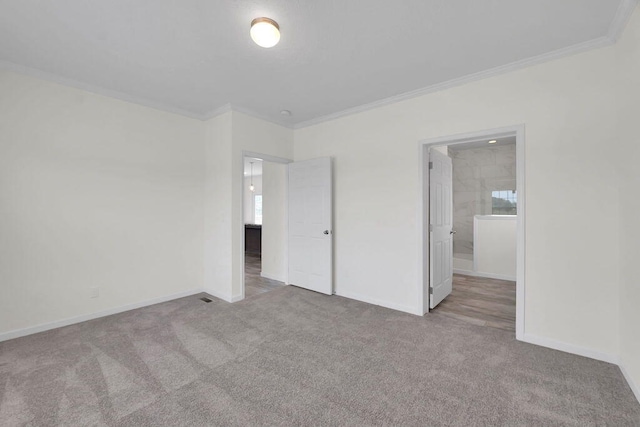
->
420;126;525;339
242;152;291;299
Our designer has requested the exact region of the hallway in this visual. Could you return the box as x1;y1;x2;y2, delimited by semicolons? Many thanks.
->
245;254;285;298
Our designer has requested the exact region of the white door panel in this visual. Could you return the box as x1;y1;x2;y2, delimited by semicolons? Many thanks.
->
430;150;453;309
288;157;333;295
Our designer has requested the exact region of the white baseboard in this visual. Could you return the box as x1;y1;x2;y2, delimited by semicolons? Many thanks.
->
203;288;245;303
0;288;203;343
335;289;423;316
260;271;286;282
204;288;233;303
620;362;640;404
521;333;619;365
453;268;516;281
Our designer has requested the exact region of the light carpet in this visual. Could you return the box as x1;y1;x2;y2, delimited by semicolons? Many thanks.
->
1;286;638;426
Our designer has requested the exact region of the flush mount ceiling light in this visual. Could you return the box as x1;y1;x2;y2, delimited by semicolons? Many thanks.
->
250;17;280;48
488;140;497;144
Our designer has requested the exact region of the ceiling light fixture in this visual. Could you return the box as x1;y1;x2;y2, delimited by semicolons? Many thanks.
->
249;162;255;192
488;140;497;144
250;17;280;48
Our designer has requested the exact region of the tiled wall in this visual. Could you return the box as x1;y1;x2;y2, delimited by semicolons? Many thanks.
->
451;144;516;256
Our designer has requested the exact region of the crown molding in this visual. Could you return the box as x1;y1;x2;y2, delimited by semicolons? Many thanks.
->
293;1;638;130
608;0;639;42
0;59;213;121
201;103;295;129
229;104;295;129
202;103;233;120
0;63;289;128
293;36;613;129
2;0;636;130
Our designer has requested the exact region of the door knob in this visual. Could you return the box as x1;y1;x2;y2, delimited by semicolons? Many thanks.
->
324;230;330;235
450;230;457;235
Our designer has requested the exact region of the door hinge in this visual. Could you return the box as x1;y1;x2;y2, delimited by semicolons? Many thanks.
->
428;161;433;170
429;287;433;294
429;224;433;232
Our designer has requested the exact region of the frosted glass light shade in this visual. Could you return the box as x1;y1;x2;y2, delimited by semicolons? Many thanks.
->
250;18;280;48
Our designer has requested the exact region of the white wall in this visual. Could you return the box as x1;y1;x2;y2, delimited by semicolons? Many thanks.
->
243;174;262;224
203;112;233;301
451;144;517;256
1;6;639;398
261;162;288;282
203;111;293;301
474;216;517;279
294;31;622;356
616;5;640;402
231;113;293;299
0;70;205;336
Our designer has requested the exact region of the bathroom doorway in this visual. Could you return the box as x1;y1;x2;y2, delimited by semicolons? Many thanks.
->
420;126;525;338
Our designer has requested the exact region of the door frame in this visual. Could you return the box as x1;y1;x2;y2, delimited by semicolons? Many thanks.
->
419;125;526;340
241;151;293;300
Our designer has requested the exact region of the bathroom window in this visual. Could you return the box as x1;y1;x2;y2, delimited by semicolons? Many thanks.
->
254;195;263;225
492;190;517;215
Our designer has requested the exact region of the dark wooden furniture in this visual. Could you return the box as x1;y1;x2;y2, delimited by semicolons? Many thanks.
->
245;224;262;255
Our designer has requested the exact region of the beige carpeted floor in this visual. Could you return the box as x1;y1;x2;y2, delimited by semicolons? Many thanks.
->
1;286;638;426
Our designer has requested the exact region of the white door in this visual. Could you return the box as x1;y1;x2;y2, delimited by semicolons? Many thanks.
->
288;157;333;295
430;149;453;309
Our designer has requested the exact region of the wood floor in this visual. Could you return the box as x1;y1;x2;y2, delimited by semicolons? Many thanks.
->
432;274;516;332
245;257;514;331
244;254;285;298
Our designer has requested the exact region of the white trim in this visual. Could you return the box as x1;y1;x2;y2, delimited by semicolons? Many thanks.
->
521;334;619;365
202;103;232;121
293;30;633;130
515;127;526;341
473;214;518;220
294;40;609;129
260;272;286;282
419;144;430;314
453;269;516;282
0;60;211;121
3;1;636;131
4;1;637;132
241;151;293;301
608;0;639;42
225;104;294;128
335;290;422;316
419;125;526;340
620;363;640;404
243;151;293;165
204;288;234;303
0;288;203;343
0;62;289;127
523;332;640;405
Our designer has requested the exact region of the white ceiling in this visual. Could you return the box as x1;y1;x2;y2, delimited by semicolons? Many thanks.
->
0;1;635;128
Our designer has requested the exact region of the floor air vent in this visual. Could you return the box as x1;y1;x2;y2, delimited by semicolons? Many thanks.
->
200;297;213;303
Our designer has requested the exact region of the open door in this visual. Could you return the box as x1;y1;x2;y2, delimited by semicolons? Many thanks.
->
288;157;333;295
430;149;453;308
